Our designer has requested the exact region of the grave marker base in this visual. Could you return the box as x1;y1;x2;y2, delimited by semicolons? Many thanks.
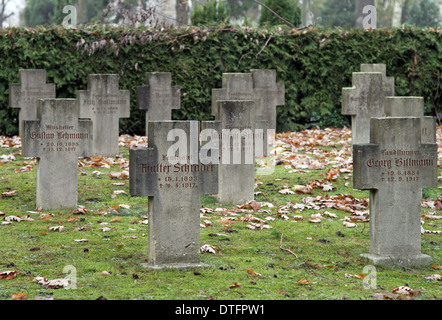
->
141;262;210;270
361;253;432;268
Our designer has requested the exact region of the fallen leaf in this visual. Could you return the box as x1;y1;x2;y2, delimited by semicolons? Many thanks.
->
11;292;28;300
0;271;16;279
200;244;216;254
2;190;17;197
297;279;315;285
247;269;262;277
227;282;241;289
49;226;65;232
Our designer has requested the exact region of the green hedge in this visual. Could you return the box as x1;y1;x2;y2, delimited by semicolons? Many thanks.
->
0;25;441;136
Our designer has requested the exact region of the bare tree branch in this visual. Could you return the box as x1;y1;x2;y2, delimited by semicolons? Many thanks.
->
252;0;296;28
0;0;13;27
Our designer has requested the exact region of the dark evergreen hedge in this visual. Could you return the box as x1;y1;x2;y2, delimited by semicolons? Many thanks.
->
0;25;440;136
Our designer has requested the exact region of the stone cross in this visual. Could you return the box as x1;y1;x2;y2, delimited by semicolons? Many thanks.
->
9;69;56;137
383;97;436;143
203;100;257;205
136;72;181;135
77;74;130;156
22;99;93;210
211;71;284;131
360;64;395;96
251;69;285;131
353;114;437;267
342;64;395;144
129;121;218;269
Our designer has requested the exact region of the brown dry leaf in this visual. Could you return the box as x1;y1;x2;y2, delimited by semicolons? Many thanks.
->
0;271;17;279
108;171;129;180
294;185;313;194
11;292;28;300
430;263;442;269
372;293;399;300
40;213;54;221
423;274;442;281
247;269;262;277
297;279;315;285
227;282;241;289
67;216;79;222
72;206;91;214
110;217;123;223
1;190;17;197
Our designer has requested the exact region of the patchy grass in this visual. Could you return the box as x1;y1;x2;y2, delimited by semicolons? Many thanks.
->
0;131;441;301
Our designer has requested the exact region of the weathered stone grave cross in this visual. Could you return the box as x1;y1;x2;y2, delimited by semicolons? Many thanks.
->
211;71;284;131
203;100;257;205
77;74;130;156
22;99;93;210
9;69;56;137
353;109;437;267
383;97;436;143
342;64;395;144
129;121;218;269
136;72;181;135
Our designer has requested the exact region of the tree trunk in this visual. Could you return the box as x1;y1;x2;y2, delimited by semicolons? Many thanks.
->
391;0;402;27
77;0;88;24
176;0;189;25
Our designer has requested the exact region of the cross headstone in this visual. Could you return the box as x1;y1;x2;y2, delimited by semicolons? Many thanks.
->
203;100;256;205
211;71;284;131
342;64;395;145
251;69;285;131
22;99;93;210
383;97;436;143
136;72;181;135
9;69;56;137
129;121;218;269
77;74;130;156
360;64;395;96
353;113;437;267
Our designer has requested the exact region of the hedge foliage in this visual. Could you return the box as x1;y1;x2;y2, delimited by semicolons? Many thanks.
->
0;25;441;136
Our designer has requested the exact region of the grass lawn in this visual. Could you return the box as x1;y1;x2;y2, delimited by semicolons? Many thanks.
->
0;128;440;301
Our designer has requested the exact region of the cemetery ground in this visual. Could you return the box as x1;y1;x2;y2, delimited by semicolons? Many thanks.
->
0;127;441;301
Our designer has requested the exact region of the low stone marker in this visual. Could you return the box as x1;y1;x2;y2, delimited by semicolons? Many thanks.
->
22;99;93;210
383;97;436;143
9;69;56;137
203;100;256;205
342;64;395;144
77;74;130;156
129;121;217;269
137;72;181;135
353;111;437;267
